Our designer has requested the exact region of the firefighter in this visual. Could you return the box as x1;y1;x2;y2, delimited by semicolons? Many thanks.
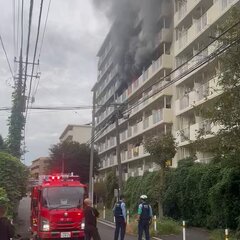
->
83;198;101;240
137;195;153;240
113;195;126;240
0;198;15;240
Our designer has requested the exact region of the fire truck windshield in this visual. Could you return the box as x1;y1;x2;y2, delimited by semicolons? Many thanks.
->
42;187;84;209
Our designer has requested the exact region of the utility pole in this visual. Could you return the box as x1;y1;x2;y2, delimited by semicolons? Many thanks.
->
89;91;96;202
115;104;123;196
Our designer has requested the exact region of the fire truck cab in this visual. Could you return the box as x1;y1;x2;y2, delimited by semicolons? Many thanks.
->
30;174;86;240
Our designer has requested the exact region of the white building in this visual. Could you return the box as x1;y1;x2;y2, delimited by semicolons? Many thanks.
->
59;124;92;144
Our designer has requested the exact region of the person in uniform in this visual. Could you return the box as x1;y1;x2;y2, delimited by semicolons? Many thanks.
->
137;195;152;240
113;195;126;240
83;198;101;240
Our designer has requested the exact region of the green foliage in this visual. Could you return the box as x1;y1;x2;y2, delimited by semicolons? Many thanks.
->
153;218;181;236
123;154;240;230
123;172;161;215
0;135;8;153
0;187;10;206
144;133;177;168
7;86;25;158
104;171;118;208
0;152;28;214
49;141;100;184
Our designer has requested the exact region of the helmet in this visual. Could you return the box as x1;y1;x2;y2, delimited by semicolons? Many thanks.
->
140;195;148;200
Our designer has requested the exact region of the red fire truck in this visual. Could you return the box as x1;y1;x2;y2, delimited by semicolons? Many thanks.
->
30;174;86;240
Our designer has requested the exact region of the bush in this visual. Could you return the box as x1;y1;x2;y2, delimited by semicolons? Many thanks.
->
155;218;181;236
0;152;28;215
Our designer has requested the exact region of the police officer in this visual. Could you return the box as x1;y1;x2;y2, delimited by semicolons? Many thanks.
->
137;195;152;240
113;195;126;240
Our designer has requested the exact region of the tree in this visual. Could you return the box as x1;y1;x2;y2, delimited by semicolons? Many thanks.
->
144;132;177;218
49;141;100;184
0;135;8;152
104;171;118;208
196;8;240;156
0;152;29;216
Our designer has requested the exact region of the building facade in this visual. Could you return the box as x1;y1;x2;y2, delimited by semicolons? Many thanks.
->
93;0;240;181
59;124;92;144
30;157;51;179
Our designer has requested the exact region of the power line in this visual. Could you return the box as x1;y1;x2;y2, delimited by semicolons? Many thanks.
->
25;0;44;119
0;34;14;79
38;0;51;60
32;0;51;99
23;0;34;96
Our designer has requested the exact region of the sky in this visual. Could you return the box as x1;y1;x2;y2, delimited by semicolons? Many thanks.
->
0;0;110;166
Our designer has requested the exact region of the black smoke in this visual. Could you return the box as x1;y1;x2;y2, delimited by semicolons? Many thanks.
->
93;0;173;82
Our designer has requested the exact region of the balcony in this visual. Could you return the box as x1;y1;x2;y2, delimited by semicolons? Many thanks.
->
174;0;201;27
175;76;222;115
155;28;172;48
190;120;221;141
176;127;190;146
128;54;173;99
175;0;239;56
126;145;149;162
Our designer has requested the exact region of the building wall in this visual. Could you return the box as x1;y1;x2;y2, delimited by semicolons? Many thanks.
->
60;125;92;144
30;157;50;179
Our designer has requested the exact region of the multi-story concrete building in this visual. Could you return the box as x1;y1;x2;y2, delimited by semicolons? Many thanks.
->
173;0;239;162
30;157;51;179
93;0;239;180
59;124;92;144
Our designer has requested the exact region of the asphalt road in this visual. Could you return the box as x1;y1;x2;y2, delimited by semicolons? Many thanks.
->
98;222;137;240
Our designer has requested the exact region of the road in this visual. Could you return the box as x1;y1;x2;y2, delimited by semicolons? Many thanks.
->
98;222;137;240
17;197;209;240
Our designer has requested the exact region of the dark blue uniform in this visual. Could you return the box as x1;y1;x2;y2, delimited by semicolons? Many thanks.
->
138;202;152;240
113;201;126;240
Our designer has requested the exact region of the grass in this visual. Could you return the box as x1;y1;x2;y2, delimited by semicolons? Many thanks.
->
209;229;237;240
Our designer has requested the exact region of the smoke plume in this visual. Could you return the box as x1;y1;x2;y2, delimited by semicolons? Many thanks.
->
93;0;173;83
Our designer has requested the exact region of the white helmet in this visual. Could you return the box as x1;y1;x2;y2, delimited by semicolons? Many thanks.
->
140;195;148;200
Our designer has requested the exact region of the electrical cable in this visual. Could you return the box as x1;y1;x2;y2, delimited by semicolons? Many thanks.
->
32;0;51;99
23;0;34;96
25;0;44;119
0;34;14;79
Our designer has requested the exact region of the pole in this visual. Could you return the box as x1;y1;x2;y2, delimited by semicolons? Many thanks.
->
225;229;229;240
115;105;123;195
89;91;96;202
183;221;186;240
153;215;157;232
62;153;65;174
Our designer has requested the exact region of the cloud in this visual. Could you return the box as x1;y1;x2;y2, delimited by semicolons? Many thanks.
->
0;0;109;165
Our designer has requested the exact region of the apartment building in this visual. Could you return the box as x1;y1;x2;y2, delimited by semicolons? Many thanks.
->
173;0;239;162
59;124;92;144
30;157;51;179
93;0;239;181
93;1;175;181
